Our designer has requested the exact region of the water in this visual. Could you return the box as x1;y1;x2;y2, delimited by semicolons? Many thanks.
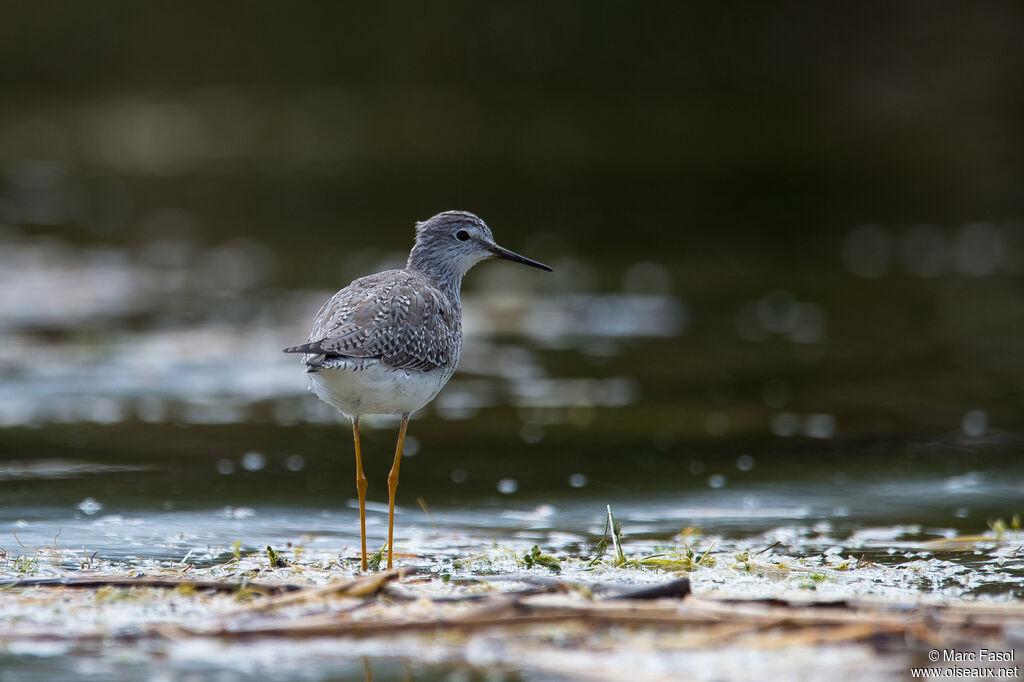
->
2;220;1024;679
4;422;1022;574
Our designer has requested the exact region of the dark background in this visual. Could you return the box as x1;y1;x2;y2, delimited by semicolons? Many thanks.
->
1;1;1023;464
3;2;1022;260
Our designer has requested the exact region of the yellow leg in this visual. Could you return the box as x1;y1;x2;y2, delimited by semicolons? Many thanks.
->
352;416;368;572
386;413;410;570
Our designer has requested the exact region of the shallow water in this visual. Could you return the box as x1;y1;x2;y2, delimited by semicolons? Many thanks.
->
4;421;1022;578
3;223;1024;678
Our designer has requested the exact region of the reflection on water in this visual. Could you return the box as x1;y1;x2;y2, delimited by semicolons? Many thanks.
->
0;231;686;429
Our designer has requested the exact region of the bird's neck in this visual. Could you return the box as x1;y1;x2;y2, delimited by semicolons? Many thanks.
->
407;255;464;307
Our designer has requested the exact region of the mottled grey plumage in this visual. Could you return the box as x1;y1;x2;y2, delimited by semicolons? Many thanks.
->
287;270;461;373
282;210;550;572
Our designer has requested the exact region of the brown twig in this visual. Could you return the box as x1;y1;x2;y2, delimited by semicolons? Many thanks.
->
227;567;414;615
0;576;305;594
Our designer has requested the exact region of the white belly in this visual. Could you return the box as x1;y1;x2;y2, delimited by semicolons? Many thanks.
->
308;360;452;418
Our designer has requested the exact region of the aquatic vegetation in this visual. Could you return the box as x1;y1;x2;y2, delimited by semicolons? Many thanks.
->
521;545;561;573
919;515;1024;551
587;504;625;567
634;542;718;572
9;554;39;575
584;506;717;572
265;546;288;568
989;514;1022;538
366;543;386;572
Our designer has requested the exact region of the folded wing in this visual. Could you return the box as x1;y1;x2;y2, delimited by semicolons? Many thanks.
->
283;271;460;373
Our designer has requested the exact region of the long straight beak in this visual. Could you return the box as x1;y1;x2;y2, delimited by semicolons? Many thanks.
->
488;243;553;271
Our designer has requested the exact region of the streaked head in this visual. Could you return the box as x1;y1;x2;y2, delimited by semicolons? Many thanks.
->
407;210;552;280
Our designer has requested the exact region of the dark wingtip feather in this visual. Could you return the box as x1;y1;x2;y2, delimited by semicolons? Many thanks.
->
283;342;322;354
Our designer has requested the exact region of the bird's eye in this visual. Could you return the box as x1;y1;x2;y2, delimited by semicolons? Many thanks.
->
455;230;470;241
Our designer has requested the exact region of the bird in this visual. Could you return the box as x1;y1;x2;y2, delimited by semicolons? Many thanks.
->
284;210;551;570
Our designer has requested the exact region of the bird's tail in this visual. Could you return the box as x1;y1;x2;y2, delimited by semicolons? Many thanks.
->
282;341;323;354
283;341;334;372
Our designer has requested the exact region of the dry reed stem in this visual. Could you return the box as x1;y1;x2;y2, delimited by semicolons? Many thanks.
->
227;568;412;615
0;576;305;593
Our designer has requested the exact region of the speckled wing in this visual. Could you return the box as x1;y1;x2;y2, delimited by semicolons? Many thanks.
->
284;270;461;373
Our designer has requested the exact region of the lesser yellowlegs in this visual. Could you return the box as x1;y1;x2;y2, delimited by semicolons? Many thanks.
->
284;210;551;570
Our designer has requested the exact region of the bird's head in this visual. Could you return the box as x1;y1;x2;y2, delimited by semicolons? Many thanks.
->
408;210;552;279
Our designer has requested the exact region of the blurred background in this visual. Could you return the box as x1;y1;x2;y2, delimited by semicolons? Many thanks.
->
1;2;1023;558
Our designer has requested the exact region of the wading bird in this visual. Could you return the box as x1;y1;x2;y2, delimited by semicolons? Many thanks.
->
284;211;551;570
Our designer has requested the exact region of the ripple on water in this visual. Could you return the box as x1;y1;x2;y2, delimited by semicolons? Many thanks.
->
0;460;153;481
